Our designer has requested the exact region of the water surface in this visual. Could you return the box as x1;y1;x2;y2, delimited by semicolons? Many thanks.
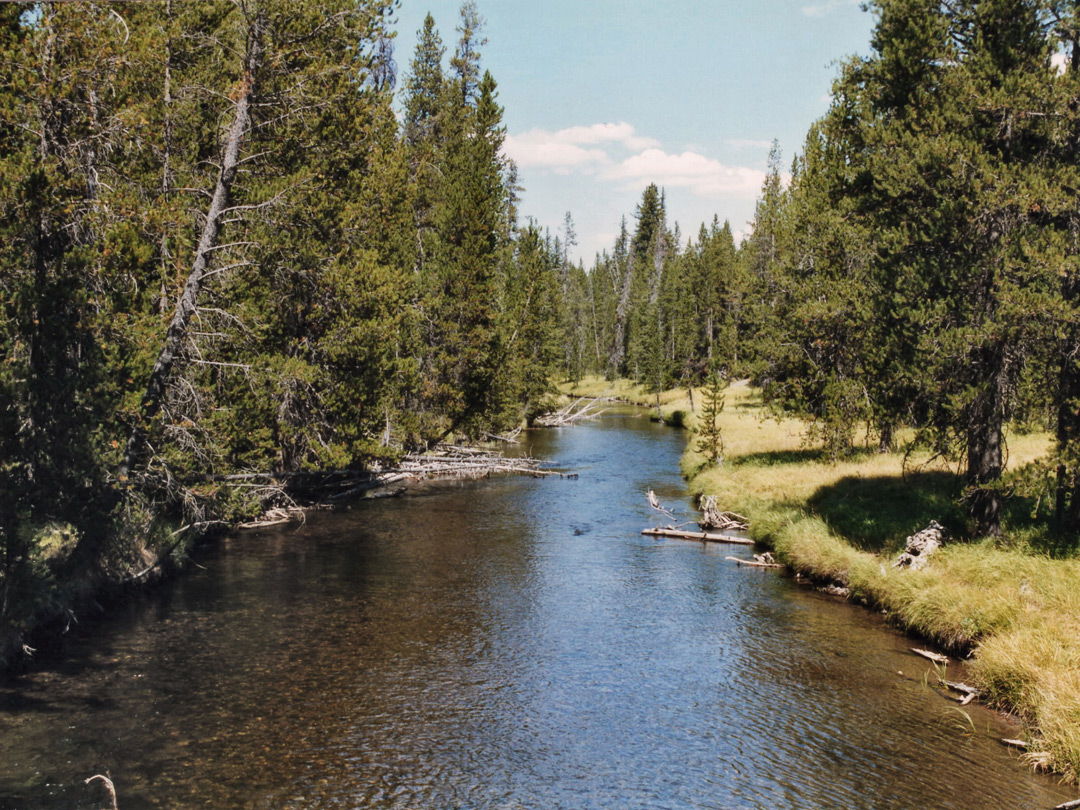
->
1;410;1074;809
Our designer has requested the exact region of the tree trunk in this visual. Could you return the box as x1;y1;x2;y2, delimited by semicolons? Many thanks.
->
117;14;265;481
877;422;894;454
966;347;1006;537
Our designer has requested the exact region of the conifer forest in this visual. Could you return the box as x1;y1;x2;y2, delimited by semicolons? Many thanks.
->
2;0;1080;658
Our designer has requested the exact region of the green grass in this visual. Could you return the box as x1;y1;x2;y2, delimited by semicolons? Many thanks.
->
660;379;1080;783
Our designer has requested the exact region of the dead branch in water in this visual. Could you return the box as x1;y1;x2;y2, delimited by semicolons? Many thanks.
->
534;396;613;427
646;489;675;518
726;554;785;569
237;505;306;529
912;647;950;665
483;427;522;444
398;449;562;478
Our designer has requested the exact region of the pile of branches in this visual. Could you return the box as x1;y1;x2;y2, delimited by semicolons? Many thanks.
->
398;444;557;478
699;495;749;531
534;396;613;427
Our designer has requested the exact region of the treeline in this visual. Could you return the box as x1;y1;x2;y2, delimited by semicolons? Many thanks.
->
555;186;745;390
565;0;1080;541
0;0;565;609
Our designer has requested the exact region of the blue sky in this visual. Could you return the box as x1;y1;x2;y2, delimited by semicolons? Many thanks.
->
391;0;876;263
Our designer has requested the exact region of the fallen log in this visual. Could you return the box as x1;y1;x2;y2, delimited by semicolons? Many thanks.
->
642;527;754;545
483;427;522;444
726;555;785;569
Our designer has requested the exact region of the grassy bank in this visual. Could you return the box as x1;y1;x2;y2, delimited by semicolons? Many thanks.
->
563;376;1080;783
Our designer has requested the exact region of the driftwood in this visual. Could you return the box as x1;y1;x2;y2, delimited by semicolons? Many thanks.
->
945;680;980;705
725;554;785;569
397;450;562;478
642;527;755;545
534;396;612;427
1056;800;1080;810
483;427;522;444
237;505;306;529
912;647;950;665
893;520;947;570
1001;738;1030;750
646;490;675;518
698;495;749;531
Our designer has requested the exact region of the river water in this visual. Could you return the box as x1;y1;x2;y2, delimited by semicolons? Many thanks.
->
1;410;1075;810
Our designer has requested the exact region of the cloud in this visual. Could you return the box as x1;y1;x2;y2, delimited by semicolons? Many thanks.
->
802;0;860;17
604;148;766;198
1052;52;1068;75
504;137;609;172
503;122;660;172
550;122;660;151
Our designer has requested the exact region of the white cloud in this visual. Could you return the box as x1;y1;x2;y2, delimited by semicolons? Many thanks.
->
504;136;609;172
604;148;766;198
552;122;660;151
1052;52;1068;75
802;0;860;17
503;122;660;172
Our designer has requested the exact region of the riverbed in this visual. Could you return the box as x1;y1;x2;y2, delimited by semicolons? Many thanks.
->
1;409;1074;809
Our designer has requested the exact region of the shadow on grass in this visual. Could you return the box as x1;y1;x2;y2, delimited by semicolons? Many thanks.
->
731;448;826;467
732;446;882;468
996;495;1080;558
809;470;966;554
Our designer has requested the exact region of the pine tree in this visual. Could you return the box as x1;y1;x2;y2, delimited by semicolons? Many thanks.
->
739;142;787;376
695;369;727;466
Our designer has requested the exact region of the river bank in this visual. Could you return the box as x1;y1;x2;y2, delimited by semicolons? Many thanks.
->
561;376;1080;785
0;448;547;676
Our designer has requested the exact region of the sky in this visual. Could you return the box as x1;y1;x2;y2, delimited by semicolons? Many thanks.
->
391;0;877;264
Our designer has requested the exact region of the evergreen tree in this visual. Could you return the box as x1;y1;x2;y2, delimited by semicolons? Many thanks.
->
695;369;728;466
739;142;787;376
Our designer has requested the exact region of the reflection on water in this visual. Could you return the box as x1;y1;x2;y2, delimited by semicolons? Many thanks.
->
0;410;1074;809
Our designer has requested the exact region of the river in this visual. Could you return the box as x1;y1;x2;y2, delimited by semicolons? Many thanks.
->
1;409;1075;810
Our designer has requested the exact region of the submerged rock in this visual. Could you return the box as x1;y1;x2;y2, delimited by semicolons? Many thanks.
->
893;520;947;570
